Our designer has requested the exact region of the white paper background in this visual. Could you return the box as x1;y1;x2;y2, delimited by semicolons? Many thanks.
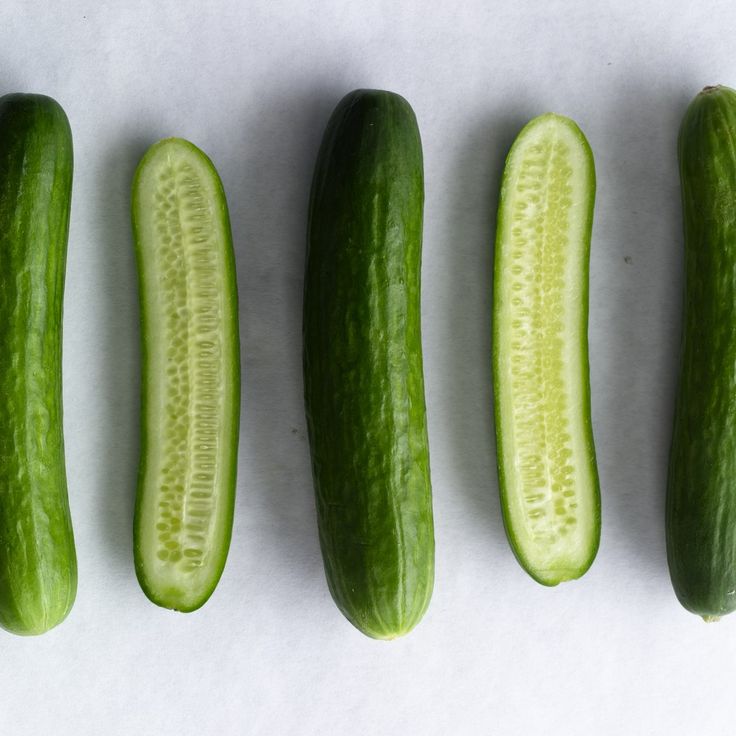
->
0;1;732;733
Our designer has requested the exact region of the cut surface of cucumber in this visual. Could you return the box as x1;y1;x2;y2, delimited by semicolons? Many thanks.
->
132;138;240;612
493;113;600;585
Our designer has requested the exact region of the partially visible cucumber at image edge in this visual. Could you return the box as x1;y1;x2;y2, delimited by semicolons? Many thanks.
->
0;93;77;635
667;85;736;621
304;89;434;639
132;138;240;612
493;113;600;585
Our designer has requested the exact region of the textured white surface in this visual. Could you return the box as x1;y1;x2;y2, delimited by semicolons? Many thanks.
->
0;1;732;734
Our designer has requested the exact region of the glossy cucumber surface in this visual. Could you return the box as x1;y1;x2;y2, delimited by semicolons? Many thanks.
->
0;93;77;635
668;85;736;620
304;89;434;639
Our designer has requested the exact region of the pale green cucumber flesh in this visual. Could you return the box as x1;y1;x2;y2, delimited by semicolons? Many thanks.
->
493;114;600;585
132;138;239;612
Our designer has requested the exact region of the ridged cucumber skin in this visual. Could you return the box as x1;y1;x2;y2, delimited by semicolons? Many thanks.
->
667;86;736;619
493;114;600;586
304;90;434;639
0;93;77;635
132;138;240;612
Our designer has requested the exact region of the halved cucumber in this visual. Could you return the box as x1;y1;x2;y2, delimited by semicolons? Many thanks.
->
493;113;600;585
132;138;240;612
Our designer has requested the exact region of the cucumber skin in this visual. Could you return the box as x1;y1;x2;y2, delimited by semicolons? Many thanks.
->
0;94;77;635
304;90;434;639
667;86;736;618
132;138;240;612
493;114;600;585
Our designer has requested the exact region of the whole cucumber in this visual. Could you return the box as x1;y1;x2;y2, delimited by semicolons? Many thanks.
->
0;93;77;635
668;85;736;620
304;89;434;639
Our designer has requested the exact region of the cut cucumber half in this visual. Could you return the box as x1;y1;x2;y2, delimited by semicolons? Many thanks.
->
493;113;600;585
132;138;240;612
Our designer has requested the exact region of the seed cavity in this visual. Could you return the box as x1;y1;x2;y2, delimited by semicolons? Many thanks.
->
151;159;223;572
507;136;578;544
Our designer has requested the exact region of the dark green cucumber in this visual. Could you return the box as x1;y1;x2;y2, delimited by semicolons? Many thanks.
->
304;89;434;639
0;93;77;635
132;138;240;612
667;85;736;620
493;114;600;585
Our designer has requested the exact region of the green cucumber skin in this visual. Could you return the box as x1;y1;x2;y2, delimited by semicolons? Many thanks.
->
493;114;600;586
304;90;434;639
0;93;77;635
667;85;736;618
132;138;240;612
